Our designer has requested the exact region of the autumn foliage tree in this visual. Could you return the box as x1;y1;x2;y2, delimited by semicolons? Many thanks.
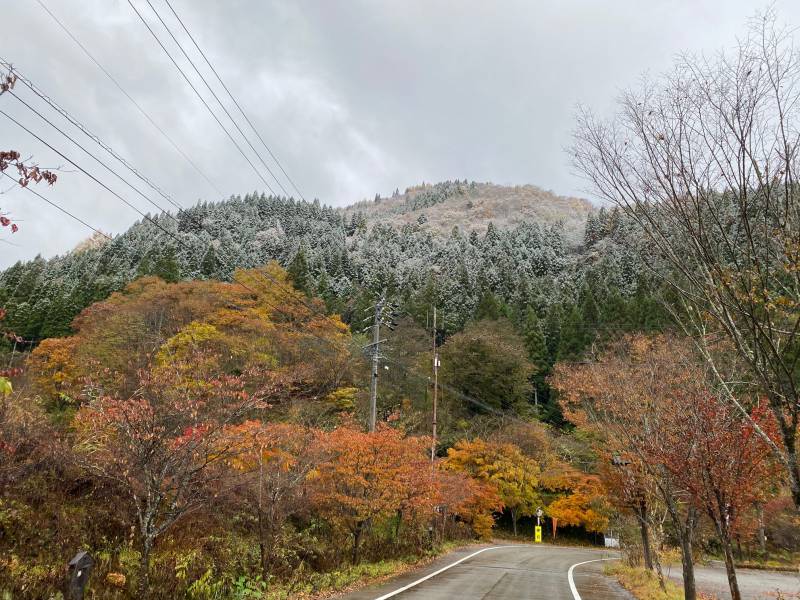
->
73;355;275;598
38;264;354;597
662;396;779;600
445;438;540;535
27;263;352;409
552;334;779;600
553;335;704;599
311;423;433;563
571;12;800;508
222;421;319;580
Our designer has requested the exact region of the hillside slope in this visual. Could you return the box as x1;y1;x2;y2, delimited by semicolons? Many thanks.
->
342;181;592;243
0;182;641;344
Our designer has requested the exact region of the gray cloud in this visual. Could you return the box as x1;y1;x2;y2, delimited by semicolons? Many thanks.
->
1;0;798;267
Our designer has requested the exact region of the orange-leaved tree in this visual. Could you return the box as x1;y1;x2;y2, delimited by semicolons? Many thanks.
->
311;423;431;563
541;468;609;535
73;351;277;598
435;469;502;540
222;420;319;580
551;333;777;600
28;263;353;408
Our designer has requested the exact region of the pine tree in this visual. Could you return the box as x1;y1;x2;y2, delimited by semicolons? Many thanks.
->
544;304;562;366
152;247;180;283
474;291;502;321
579;284;600;349
557;305;586;361
522;309;548;370
602;288;632;331
200;246;221;279
287;248;312;296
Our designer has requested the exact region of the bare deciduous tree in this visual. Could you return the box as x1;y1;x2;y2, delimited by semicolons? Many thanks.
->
571;11;800;505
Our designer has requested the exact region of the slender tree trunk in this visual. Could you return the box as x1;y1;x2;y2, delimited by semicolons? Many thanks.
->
711;507;742;600
259;539;268;582
678;528;697;600
395;509;402;542
637;500;654;571
756;503;767;554
511;509;518;537
352;522;363;564
721;537;742;600
665;494;696;600
137;538;152;599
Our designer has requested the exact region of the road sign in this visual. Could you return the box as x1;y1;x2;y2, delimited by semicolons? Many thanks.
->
534;526;542;543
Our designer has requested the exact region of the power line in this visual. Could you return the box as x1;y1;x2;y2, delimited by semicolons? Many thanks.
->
1;171;111;241
2;72;311;320
0;60;183;214
1;109;194;248
7;91;183;219
0;110;321;335
163;0;307;201
1;65;316;333
35;0;224;198
144;0;291;198
126;0;277;196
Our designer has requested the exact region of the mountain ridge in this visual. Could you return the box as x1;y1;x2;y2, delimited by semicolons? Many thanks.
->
341;181;592;243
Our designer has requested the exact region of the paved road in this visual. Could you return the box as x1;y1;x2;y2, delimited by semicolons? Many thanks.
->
339;545;633;600
666;561;800;599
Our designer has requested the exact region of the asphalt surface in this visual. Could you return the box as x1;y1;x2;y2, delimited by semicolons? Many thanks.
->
666;561;800;599
339;544;633;600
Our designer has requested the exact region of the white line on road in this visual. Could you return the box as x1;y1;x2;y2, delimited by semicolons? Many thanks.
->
568;558;619;600
372;545;518;600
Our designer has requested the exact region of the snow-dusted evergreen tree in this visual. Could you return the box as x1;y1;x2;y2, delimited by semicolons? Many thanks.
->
0;188;659;347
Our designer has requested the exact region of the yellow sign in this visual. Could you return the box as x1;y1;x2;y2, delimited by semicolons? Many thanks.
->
534;526;542;543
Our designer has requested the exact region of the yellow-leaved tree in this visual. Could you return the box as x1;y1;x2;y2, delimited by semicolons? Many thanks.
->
445;438;541;536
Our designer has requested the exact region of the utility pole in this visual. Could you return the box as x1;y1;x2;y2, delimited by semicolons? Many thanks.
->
363;292;389;432
431;307;439;461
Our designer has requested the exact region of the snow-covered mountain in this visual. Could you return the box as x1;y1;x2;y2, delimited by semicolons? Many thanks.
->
343;181;592;244
0;182;640;343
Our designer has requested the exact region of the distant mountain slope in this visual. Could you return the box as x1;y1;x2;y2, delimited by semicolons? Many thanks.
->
0;181;643;345
342;181;592;243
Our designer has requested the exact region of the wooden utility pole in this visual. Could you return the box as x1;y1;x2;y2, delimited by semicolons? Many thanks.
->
367;293;386;432
431;307;438;461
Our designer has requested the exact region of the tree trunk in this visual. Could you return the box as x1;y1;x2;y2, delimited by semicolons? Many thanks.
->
352;522;363;564
259;540;268;582
637;500;654;571
511;509;518;537
665;494;696;600
395;509;402;542
678;528;697;600
721;536;742;600
711;507;742;600
137;538;152;599
756;503;767;554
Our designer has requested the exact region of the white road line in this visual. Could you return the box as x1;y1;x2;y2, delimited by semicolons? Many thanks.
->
568;558;619;600
372;545;519;600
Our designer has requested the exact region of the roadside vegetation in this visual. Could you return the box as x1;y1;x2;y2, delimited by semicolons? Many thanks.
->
2;7;800;600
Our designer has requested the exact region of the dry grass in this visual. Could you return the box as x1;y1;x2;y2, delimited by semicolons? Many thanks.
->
604;563;685;600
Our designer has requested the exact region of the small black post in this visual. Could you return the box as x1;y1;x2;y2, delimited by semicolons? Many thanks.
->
66;551;94;600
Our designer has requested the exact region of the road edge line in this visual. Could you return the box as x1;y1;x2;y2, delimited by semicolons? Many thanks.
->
568;557;618;600
371;545;518;600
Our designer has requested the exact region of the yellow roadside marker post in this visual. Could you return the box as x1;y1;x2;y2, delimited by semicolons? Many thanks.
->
534;507;543;543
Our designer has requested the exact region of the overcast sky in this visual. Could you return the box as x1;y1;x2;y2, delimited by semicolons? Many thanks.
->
2;0;799;267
